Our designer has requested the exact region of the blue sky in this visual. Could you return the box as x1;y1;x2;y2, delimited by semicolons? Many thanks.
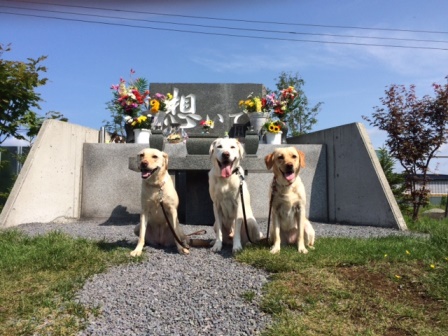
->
2;0;448;172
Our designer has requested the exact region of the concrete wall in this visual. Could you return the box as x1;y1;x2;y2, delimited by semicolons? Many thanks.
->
288;122;407;230
0;120;99;228
0;119;406;230
82;143;327;225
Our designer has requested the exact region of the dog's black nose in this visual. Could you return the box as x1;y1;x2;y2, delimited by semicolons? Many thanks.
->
222;151;230;159
140;161;148;168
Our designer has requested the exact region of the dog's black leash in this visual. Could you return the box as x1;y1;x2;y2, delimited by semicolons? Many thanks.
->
234;167;256;245
265;178;277;244
158;182;190;250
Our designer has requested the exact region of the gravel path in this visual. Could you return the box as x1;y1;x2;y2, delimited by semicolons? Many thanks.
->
14;220;422;335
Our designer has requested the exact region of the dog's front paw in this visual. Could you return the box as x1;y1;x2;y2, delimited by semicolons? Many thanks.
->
178;247;190;255
232;243;243;254
307;245;315;250
211;241;222;252
270;245;280;254
130;249;142;257
298;246;309;254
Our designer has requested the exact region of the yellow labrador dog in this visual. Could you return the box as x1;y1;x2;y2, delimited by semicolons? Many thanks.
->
131;148;209;257
208;137;262;253
265;147;315;254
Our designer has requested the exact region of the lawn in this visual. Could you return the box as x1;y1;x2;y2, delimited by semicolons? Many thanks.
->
236;216;448;335
0;215;446;335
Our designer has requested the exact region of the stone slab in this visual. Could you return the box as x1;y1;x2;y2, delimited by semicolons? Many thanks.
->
150;83;264;137
82;142;326;225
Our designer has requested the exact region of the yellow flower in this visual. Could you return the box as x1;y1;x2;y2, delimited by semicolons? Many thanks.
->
395;275;401;279
406;250;410;255
118;82;127;96
150;99;160;113
166;93;173;100
254;97;262;112
384;254;388;258
430;264;435;269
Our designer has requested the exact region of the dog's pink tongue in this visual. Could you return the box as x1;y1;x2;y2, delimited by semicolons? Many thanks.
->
220;164;232;178
285;172;295;182
141;171;151;179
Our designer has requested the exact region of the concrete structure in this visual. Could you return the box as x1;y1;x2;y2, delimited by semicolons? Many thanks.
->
82;143;326;225
0;120;407;230
0;120;99;227
149;83;264;137
289;122;407;230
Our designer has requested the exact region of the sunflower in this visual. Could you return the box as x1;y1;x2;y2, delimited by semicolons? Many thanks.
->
265;121;282;133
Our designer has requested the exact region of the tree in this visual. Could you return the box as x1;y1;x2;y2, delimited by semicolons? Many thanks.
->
377;147;406;210
363;77;448;220
0;44;47;144
270;71;323;136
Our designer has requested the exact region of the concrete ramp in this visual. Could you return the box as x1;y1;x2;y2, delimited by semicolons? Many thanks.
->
0;120;99;227
289;122;407;230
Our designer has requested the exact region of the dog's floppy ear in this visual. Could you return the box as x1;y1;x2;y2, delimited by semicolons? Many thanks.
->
162;151;169;169
209;139;218;158
236;139;245;159
264;152;275;170
295;148;306;169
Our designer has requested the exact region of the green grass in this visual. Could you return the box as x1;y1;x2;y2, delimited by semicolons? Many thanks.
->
236;216;448;336
1;215;447;335
0;230;141;335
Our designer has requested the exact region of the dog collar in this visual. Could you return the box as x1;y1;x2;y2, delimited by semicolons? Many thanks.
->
232;167;245;181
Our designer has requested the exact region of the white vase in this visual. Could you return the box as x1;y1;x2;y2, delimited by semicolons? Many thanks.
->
248;112;269;134
265;131;282;145
133;128;151;144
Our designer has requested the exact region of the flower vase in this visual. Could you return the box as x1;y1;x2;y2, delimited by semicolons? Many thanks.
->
280;123;288;144
265;131;282;145
149;129;165;151
186;133;218;155
133;128;151;145
124;123;135;143
244;129;259;155
248;112;269;134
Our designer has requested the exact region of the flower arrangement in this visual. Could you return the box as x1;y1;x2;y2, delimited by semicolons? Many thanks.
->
167;132;182;143
125;113;153;129
239;92;268;113
200;116;214;133
149;92;173;114
263;120;284;134
270;86;299;119
110;70;149;118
